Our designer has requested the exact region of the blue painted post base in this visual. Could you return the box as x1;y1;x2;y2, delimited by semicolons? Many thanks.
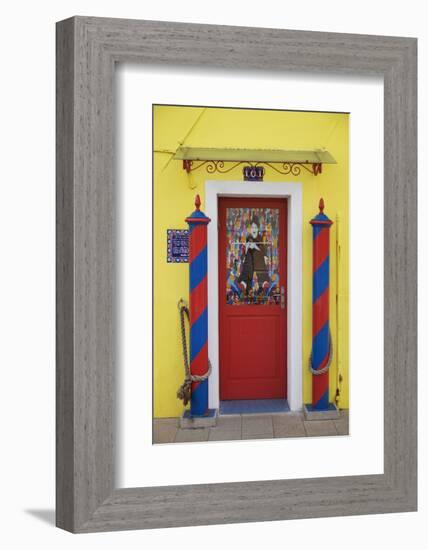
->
179;408;218;429
303;402;340;421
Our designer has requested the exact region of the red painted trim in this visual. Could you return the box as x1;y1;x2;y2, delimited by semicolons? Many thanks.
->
313;163;322;176
310;219;333;226
185;217;211;225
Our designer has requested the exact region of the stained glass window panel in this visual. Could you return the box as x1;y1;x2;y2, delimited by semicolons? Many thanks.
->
225;207;281;305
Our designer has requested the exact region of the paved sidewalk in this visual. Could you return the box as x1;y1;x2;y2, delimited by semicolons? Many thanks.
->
153;409;349;444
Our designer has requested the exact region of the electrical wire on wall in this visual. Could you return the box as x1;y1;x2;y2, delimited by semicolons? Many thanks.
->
335;212;343;408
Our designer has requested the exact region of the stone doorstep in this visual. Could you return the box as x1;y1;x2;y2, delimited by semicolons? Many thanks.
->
179;409;218;429
220;410;295;418
303;403;340;421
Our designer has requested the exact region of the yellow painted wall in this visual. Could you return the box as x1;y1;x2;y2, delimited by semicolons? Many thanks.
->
153;105;349;418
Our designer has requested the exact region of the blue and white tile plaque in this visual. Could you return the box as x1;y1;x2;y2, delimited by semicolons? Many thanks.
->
167;229;189;263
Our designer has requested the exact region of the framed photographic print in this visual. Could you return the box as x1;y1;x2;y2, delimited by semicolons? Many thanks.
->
150;104;351;443
56;16;417;532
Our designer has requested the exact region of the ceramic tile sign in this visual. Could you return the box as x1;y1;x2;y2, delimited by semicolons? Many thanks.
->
167;229;189;263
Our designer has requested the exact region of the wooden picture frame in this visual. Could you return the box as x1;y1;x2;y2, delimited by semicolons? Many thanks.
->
56;16;417;533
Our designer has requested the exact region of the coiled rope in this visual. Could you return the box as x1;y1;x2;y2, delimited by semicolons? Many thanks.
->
309;330;333;375
176;299;212;405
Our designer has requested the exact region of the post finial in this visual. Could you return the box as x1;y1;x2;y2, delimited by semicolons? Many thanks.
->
319;198;325;213
195;194;201;211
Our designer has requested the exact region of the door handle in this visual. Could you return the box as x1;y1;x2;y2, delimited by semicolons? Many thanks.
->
281;286;286;309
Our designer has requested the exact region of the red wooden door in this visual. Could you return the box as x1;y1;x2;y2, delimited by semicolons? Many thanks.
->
219;197;287;400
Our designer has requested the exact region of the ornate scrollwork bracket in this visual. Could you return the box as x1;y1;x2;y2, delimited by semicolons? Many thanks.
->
183;159;323;179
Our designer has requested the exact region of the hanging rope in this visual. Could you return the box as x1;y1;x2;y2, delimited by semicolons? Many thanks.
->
309;330;333;376
176;299;212;405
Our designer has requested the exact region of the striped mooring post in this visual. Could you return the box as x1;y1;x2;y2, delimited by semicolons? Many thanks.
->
310;198;333;410
185;195;211;416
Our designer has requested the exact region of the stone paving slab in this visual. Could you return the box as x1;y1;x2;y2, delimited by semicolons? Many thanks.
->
242;414;273;438
175;427;210;443
215;415;242;431
209;429;241;441
153;418;178;444
242;433;274;440
303;419;338;437
273;413;306;438
208;415;242;441
154;417;179;428
153;409;349;443
333;415;349;436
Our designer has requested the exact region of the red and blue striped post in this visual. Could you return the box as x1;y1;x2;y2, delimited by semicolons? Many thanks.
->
310;198;333;410
185;195;211;416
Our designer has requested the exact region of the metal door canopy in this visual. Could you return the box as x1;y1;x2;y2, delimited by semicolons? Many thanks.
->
173;147;337;164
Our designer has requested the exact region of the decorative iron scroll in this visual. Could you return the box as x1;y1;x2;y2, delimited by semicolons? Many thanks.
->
182;159;323;177
263;162;323;176
183;159;242;174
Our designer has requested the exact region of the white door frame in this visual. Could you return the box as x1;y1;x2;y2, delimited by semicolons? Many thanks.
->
205;180;303;412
